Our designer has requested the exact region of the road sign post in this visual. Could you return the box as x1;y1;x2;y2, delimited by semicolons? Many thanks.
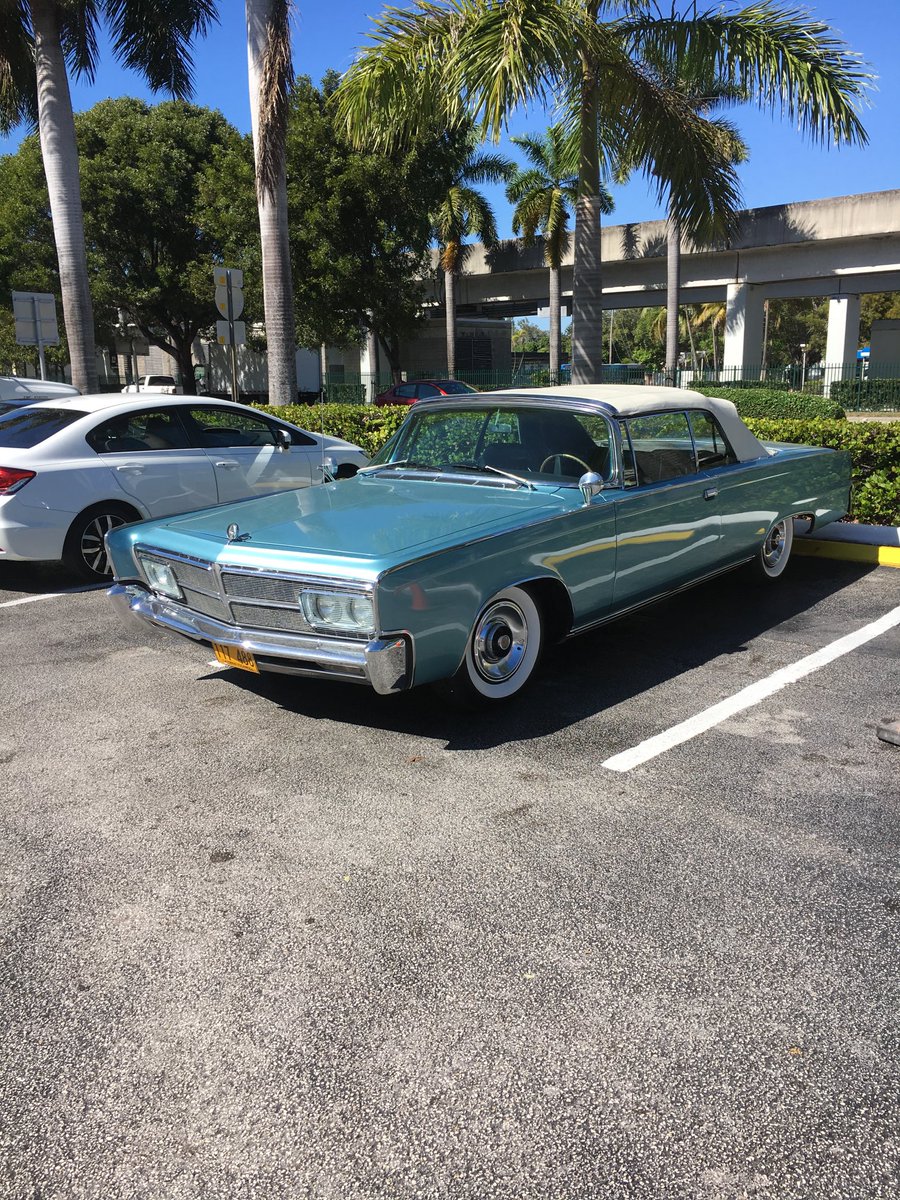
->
12;291;60;380
213;268;245;402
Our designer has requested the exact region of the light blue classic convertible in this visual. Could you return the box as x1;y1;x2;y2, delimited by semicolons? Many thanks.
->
107;385;850;704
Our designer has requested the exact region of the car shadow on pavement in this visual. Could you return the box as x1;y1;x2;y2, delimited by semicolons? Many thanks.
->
0;560;87;594
217;558;879;751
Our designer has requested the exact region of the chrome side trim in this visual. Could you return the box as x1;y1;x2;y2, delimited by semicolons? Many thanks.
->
108;584;410;694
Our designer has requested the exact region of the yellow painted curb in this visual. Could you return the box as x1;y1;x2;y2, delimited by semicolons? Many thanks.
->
795;539;900;568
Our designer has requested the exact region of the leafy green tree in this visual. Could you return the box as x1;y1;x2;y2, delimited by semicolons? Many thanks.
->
0;1;217;393
507;124;612;381
0;99;258;393
433;134;514;376
511;319;550;354
335;0;869;385
285;74;471;378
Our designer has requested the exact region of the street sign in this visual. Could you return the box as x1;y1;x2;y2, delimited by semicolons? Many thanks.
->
213;267;242;290
215;284;244;320
12;291;59;347
216;320;246;346
212;268;246;402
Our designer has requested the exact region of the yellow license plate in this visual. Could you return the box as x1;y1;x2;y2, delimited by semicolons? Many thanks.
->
212;642;259;674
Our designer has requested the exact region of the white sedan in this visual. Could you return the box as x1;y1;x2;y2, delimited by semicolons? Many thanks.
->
0;375;80;415
0;394;370;579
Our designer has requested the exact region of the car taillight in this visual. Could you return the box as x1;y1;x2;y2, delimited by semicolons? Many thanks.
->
0;467;35;495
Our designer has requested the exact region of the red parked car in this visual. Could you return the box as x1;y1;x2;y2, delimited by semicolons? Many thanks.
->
373;379;478;406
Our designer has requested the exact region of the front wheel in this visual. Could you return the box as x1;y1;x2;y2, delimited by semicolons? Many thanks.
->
434;585;543;708
751;517;794;581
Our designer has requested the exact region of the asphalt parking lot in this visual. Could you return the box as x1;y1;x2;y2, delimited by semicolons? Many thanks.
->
1;556;899;1199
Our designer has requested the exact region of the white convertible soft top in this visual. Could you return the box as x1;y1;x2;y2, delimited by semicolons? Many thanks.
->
490;384;770;463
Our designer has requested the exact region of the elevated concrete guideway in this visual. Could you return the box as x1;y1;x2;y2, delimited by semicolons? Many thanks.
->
441;190;900;374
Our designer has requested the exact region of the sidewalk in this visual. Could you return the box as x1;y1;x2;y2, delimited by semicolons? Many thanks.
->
795;521;900;568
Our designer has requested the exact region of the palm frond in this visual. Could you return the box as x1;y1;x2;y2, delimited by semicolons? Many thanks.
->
621;5;872;147
334;2;466;150
103;0;218;97
0;2;37;133
60;0;101;81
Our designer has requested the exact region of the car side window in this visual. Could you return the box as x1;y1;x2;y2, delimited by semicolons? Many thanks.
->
184;407;279;449
395;384;417;399
689;410;738;468
626;411;697;485
416;384;439;398
87;408;191;454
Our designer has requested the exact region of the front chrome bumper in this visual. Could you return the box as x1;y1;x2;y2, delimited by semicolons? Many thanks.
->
108;584;411;694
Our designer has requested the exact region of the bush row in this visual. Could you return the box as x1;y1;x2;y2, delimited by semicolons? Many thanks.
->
831;378;900;411
692;385;846;421
258;402;407;456
745;417;900;525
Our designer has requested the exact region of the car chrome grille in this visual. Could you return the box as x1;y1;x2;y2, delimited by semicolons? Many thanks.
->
181;588;230;622
229;603;313;634
221;572;301;605
135;548;371;640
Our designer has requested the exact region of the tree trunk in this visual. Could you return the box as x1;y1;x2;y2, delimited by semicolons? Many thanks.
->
444;268;457;377
665;211;681;386
246;0;298;407
571;49;603;385
548;263;561;384
30;0;98;394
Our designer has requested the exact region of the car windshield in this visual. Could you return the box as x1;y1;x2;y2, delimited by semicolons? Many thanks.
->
0;407;87;447
435;381;477;395
369;404;612;484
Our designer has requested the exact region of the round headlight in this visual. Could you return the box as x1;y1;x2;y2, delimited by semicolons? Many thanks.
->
349;596;374;626
314;594;345;623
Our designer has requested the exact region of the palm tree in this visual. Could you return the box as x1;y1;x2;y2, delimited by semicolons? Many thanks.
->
507;124;612;382
637;69;749;385
0;2;217;395
694;301;726;375
335;1;869;386
245;0;297;406
433;139;513;377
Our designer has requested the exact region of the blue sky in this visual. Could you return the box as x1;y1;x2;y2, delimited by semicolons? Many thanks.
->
2;0;898;239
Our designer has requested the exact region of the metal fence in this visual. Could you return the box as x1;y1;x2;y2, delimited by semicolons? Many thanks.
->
322;361;900;412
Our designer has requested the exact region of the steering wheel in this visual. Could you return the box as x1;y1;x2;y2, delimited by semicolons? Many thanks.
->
539;452;592;476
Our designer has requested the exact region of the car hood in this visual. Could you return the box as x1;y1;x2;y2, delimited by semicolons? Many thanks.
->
130;475;573;580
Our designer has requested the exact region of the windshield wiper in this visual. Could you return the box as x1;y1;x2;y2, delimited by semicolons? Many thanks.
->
358;459;428;476
478;463;536;491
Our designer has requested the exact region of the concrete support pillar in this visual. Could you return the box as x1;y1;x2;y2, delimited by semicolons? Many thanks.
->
825;294;860;372
723;283;766;379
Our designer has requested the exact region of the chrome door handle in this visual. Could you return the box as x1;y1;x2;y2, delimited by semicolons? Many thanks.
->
214;460;239;469
703;487;718;501
115;464;144;474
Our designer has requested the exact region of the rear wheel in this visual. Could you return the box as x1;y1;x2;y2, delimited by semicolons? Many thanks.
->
434;585;543;708
751;517;794;580
63;503;137;581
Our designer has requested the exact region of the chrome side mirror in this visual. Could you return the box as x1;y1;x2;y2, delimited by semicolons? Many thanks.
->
579;471;604;504
274;427;291;451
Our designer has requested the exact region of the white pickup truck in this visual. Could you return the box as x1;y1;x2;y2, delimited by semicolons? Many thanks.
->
120;374;183;394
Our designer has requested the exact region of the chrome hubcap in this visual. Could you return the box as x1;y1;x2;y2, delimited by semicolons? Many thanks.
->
763;521;787;570
473;600;528;683
81;513;127;575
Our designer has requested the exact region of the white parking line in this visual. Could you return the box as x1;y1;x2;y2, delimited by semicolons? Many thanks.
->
0;585;105;609
602;603;900;773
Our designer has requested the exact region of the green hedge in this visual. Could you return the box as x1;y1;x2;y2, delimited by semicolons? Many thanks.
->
253;402;406;456
831;378;900;411
692;385;846;421
745;416;900;525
